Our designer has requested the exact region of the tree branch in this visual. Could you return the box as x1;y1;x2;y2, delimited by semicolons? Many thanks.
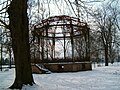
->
0;19;9;29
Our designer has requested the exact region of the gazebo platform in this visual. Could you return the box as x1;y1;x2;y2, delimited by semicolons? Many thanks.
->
44;62;92;72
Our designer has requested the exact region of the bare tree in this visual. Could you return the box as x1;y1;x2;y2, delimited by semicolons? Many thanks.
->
0;0;35;89
88;0;120;66
7;0;35;89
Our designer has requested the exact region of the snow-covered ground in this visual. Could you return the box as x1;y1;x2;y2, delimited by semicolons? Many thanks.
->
0;63;120;90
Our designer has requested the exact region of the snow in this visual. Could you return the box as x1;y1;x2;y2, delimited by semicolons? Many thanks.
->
0;63;120;90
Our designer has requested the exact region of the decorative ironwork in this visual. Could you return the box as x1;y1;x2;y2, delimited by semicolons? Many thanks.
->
31;15;90;63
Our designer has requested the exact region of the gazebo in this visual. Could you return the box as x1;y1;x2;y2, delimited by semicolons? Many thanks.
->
31;15;92;72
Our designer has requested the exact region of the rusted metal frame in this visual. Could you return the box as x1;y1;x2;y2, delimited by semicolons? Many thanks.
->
35;15;87;27
40;15;71;23
81;26;90;61
33;15;90;63
51;27;55;60
70;19;75;62
62;21;66;60
37;36;41;60
45;23;49;61
86;27;90;61
41;36;44;61
79;31;83;61
35;34;82;39
36;28;44;61
35;23;86;30
37;21;87;29
34;25;87;39
79;28;86;60
33;37;36;63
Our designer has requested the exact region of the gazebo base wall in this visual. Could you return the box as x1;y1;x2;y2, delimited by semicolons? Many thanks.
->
44;62;92;72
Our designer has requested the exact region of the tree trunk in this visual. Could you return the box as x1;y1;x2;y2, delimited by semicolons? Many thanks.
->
105;45;109;66
8;0;34;89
